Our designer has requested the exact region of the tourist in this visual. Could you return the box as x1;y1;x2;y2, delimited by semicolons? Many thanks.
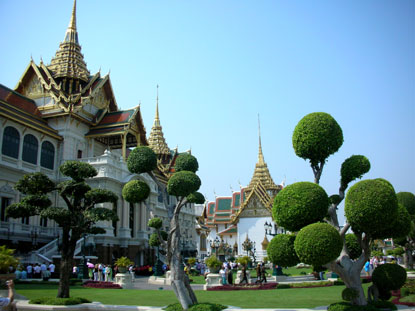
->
105;265;112;282
93;264;99;281
26;263;33;278
240;265;248;284
98;263;103;281
260;263;267;283
129;265;134;282
14;267;21;280
72;265;78;278
227;263;233;285
364;261;371;276
43;268;51;281
219;267;227;285
49;262;55;278
33;263;41;279
21;267;27;279
0;280;16;311
255;263;262;284
373;256;379;269
40;262;47;279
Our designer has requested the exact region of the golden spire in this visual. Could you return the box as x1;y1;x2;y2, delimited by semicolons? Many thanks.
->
258;114;265;165
148;85;170;156
68;0;77;33
48;0;90;83
246;116;279;191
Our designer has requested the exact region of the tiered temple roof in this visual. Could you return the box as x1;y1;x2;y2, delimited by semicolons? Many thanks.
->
202;119;283;229
13;0;148;160
48;0;90;82
148;87;170;156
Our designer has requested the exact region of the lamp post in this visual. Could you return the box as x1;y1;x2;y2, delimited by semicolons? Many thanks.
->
79;234;88;279
264;221;278;275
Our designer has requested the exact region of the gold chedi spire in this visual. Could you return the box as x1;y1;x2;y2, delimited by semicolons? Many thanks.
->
148;85;170;156
246;115;279;191
48;0;90;82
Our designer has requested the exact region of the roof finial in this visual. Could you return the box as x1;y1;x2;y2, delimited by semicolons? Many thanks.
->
155;84;160;122
258;114;265;164
69;0;77;31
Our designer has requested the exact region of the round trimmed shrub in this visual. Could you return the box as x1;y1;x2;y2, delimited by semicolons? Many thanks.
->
267;234;299;267
397;192;415;215
149;233;161;247
378;290;392;301
175;154;199;173
122;180;150;203
329;194;341;205
60;161;97;182
385;203;411;239
160;230;168;241
372;263;407;291
273;182;329;232
292;112;343;165
341;288;359;301
148;217;163;229
345;179;398;236
15;172;55;195
167;171;201;197
187;191;205;204
127;146;157;174
340;155;371;186
294;223;343;267
345;234;361;260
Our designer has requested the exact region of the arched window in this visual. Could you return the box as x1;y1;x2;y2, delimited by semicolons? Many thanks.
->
40;141;55;169
2;126;20;158
22;134;38;164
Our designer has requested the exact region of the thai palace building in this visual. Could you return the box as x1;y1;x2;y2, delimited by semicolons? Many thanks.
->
201;124;285;262
0;0;200;268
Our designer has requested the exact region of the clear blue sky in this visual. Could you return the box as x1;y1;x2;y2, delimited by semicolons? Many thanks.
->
1;1;414;225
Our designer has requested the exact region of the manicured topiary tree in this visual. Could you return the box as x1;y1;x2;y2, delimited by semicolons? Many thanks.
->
6;162;118;298
292;112;343;183
123;148;204;310
369;263;407;301
294;223;343;267
272;112;411;306
273;182;329;232
394;192;415;269
267;234;299;267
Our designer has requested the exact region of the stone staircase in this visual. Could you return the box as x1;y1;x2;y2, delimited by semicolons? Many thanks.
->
23;236;90;264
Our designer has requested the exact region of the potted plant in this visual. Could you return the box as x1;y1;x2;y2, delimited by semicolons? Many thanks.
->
205;255;222;273
0;246;19;284
115;257;133;273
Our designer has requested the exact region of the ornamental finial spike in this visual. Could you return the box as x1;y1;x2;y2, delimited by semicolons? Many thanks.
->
68;0;77;31
258;114;265;165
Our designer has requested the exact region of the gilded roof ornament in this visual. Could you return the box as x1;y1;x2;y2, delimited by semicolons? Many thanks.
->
48;0;90;83
246;116;279;192
148;85;170;156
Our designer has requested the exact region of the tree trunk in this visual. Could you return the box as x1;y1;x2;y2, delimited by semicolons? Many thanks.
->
404;248;414;269
328;251;368;306
57;254;73;298
57;229;78;298
169;204;197;310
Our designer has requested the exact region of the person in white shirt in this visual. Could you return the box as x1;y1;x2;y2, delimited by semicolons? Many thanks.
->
40;262;47;279
49;263;55;278
0;280;16;311
26;264;33;278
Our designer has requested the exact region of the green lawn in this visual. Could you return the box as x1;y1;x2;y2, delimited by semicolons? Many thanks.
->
15;283;371;308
